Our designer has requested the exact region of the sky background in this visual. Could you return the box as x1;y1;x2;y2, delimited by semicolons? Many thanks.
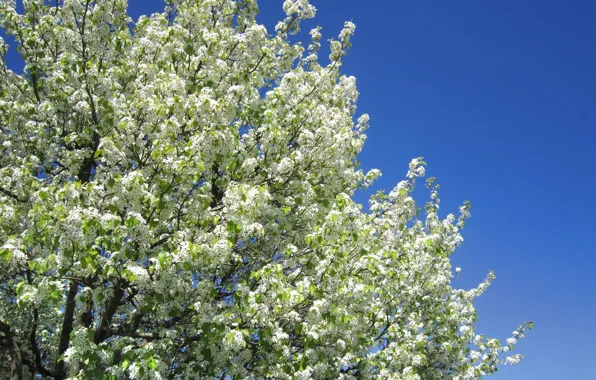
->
3;0;596;378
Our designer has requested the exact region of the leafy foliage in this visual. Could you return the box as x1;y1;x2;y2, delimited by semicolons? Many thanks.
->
0;0;530;379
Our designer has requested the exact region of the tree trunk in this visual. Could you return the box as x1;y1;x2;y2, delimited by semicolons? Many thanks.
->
1;320;23;380
8;338;23;380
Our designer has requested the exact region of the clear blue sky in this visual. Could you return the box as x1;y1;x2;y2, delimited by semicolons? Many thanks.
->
4;1;596;378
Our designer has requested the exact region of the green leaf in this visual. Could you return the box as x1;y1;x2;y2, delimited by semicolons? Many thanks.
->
124;270;137;284
299;355;309;370
226;220;242;235
93;148;104;159
124;248;136;260
147;357;157;370
0;248;12;262
15;281;26;296
283;364;293;374
158;252;168;267
125;216;139;228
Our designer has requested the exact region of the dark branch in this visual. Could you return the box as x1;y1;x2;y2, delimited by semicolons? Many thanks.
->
150;235;171;249
55;281;78;379
0;186;24;203
93;282;125;344
29;308;58;378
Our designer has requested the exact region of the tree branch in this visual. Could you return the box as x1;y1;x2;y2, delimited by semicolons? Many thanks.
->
29;308;58;378
55;281;78;379
93;282;124;344
0;185;24;203
150;235;171;249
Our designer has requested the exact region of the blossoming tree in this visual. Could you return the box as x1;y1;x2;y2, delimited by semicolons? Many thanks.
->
0;0;530;379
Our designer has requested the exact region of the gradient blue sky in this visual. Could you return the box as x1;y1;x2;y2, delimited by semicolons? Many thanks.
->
4;1;595;378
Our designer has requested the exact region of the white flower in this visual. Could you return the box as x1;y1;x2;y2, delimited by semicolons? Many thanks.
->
225;330;245;350
412;355;423;366
505;354;522;365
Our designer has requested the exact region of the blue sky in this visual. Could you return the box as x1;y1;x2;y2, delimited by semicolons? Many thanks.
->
4;1;596;378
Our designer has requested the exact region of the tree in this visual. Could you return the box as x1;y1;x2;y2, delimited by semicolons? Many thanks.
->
0;0;530;379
